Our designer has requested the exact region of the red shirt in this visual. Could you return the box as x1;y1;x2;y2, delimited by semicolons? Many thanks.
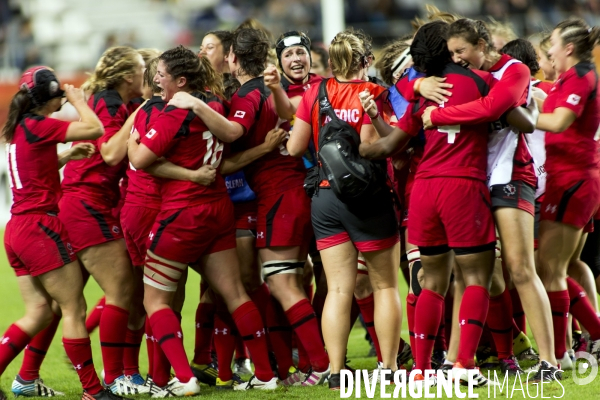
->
535;80;554;94
141;93;228;209
228;77;306;195
126;96;165;209
8;115;69;215
282;73;323;99
62;90;129;207
543;62;600;176
398;64;494;181
296;78;386;151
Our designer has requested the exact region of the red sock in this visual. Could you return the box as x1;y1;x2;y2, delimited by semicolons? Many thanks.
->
356;294;382;362
152;335;172;387
145;319;155;378
567;277;600;340
232;301;274;382
192;303;215;365
63;337;103;395
285;299;329;372
296;338;311;373
547;290;570;360
510;288;526;334
486;289;514;360
457;286;489;368
123;326;145;375
406;293;418;366
86;297;106;334
266;297;293;378
214;313;236;382
414;289;444;370
150;309;193;383
234;337;247;360
434;300;447;351
249;283;270;323
100;305;129;383
19;313;60;380
0;324;30;376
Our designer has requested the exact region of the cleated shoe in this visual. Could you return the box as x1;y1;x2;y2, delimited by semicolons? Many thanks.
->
190;362;218;386
558;351;573;370
81;389;129;400
328;373;341;390
216;374;245;390
233;358;253;376
143;377;164;395
127;374;145;386
499;355;524;376
12;375;65;397
453;362;498;387
409;373;436;392
513;332;539;361
281;368;307;386
151;377;200;398
590;338;600;361
301;366;330;386
397;342;413;367
476;346;499;368
431;350;447;370
368;362;382;383
233;375;278;391
530;361;562;382
104;375;150;395
440;363;453;379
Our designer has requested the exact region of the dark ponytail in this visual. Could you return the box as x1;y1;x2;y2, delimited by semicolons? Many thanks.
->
411;20;452;77
2;89;32;143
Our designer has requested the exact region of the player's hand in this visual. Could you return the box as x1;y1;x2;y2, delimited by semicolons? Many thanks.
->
419;77;453;104
422;106;437;129
128;130;141;146
263;65;281;90
68;143;96;160
358;90;378;118
168;92;198;110
264;128;288;151
192;165;217;185
64;84;86;105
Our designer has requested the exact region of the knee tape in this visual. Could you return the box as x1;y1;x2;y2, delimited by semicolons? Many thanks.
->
143;255;185;292
263;259;304;278
357;255;368;274
407;249;422;295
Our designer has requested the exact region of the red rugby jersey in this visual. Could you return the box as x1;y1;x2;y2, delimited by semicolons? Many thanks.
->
295;78;386;151
397;64;494;181
62;90;129;207
141;92;227;209
228;77;306;195
7;115;69;215
543;62;600;176
126;96;165;209
281;73;323;99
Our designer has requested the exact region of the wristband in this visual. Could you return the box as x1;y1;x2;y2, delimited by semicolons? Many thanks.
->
414;78;424;95
369;111;380;120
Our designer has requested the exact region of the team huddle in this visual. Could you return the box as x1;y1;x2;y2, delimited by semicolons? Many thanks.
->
1;5;600;400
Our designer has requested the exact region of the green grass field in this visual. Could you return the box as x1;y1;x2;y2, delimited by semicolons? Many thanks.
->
0;230;598;399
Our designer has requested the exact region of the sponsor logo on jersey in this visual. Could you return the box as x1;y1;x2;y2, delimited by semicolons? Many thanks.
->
567;94;581;106
324;109;361;123
234;110;246;118
146;128;157;139
112;226;120;234
503;183;516;196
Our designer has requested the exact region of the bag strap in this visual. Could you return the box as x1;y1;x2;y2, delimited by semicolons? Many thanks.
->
317;79;339;123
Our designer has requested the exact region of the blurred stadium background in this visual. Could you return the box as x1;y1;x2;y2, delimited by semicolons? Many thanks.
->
1;0;600;222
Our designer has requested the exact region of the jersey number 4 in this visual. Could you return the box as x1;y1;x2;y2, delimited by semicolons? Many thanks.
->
438;125;460;144
6;144;23;189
